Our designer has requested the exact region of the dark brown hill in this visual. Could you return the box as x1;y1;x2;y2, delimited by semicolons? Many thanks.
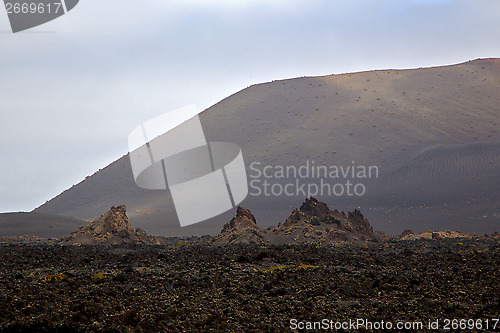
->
34;59;500;236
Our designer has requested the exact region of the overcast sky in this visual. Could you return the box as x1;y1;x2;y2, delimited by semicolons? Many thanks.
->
1;0;499;212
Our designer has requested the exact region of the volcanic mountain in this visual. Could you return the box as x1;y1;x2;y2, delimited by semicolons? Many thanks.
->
34;59;500;236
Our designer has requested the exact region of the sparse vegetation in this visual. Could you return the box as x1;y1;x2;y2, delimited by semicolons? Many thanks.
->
262;265;285;274
44;272;66;282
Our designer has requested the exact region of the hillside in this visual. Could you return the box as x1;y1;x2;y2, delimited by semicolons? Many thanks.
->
0;212;84;238
34;59;500;236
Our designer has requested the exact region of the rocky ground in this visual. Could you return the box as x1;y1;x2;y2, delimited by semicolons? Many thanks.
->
0;239;499;332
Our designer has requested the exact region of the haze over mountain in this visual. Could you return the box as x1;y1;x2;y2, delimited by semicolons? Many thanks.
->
34;59;500;236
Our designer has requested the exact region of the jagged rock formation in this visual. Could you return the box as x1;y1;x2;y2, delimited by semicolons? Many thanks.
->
211;197;377;245
210;207;267;245
60;205;160;245
268;197;376;245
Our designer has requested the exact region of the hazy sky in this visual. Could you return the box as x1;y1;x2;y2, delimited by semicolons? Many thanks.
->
1;0;499;212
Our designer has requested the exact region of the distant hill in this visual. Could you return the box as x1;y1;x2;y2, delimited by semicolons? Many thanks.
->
0;212;85;238
34;59;500;236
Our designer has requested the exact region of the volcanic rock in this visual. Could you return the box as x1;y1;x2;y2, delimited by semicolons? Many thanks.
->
210;207;267;245
401;230;465;240
0;238;499;331
269;197;376;245
211;198;377;245
60;205;160;245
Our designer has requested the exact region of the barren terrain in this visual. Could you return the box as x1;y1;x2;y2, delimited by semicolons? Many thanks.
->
0;240;498;332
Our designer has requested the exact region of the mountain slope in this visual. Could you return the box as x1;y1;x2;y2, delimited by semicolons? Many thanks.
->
35;59;500;236
0;212;85;238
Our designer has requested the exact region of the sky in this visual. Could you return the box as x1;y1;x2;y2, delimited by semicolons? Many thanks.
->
0;0;500;212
